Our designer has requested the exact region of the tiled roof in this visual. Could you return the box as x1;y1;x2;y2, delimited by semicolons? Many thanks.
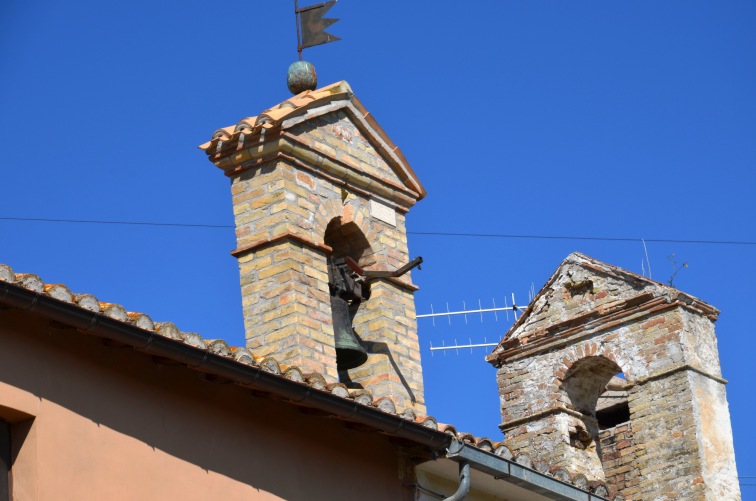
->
0;262;618;500
199;80;426;200
199;81;353;154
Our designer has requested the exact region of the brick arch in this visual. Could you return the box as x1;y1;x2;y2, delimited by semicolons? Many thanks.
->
552;342;629;414
315;200;379;266
560;355;623;416
553;337;652;387
555;342;623;384
313;199;342;241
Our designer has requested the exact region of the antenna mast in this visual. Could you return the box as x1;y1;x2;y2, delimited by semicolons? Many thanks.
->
418;293;531;354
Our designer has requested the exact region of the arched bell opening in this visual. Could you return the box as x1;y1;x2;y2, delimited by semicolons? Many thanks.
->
561;355;632;480
596;373;630;430
324;217;373;266
324;218;374;373
562;356;624;419
561;356;624;450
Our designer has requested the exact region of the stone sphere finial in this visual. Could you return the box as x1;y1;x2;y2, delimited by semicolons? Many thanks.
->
287;61;318;95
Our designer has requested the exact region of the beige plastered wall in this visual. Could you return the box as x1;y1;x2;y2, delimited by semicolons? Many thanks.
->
0;310;411;501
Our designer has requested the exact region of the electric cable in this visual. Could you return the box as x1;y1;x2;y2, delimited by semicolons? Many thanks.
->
1;217;754;246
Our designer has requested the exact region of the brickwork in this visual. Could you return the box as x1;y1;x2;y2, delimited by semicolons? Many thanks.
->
349;280;424;410
487;253;740;500
205;88;426;414
599;421;640;498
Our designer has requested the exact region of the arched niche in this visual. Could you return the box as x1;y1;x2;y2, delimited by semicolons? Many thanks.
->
324;217;373;265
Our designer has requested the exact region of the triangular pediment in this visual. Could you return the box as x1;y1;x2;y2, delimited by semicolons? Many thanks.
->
486;252;716;363
286;105;422;200
200;81;425;205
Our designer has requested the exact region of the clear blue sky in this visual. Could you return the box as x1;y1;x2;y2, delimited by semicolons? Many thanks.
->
2;1;755;494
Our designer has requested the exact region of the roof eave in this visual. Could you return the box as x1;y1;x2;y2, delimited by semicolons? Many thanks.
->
0;279;451;452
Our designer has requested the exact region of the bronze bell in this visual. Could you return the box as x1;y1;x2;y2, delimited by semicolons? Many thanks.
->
328;256;369;371
331;295;368;371
327;255;422;372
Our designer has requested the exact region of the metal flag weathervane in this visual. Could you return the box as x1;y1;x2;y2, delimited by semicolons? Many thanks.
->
295;0;341;60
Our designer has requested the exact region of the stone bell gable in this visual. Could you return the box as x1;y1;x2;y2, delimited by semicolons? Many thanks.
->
487;252;740;501
200;81;426;414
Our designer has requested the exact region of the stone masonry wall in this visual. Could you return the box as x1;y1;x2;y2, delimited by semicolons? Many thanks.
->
599;421;640;499
497;307;739;500
492;256;740;500
629;372;703;500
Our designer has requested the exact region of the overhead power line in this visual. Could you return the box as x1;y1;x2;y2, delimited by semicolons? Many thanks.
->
1;217;754;246
409;231;756;246
0;217;231;229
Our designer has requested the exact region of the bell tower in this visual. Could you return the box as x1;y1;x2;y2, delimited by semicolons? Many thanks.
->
200;81;427;414
487;253;740;500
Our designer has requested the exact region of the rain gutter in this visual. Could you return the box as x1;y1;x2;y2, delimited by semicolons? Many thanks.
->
0;281;451;450
445;440;610;501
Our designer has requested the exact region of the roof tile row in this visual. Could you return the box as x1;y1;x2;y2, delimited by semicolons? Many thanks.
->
0;262;619;500
199;81;352;156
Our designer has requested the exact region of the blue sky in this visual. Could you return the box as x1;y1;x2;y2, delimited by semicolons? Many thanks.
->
2;0;755;494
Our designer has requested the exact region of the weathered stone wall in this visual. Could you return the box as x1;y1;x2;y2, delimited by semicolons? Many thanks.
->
599;421;640;499
489;254;740;501
219;109;425;414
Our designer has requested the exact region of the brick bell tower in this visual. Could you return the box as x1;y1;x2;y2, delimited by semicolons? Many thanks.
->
487;253;740;501
200;79;426;414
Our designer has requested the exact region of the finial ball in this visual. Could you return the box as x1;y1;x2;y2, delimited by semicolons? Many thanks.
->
287;61;318;94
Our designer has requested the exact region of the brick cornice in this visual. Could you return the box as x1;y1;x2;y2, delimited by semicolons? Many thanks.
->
500;405;597;431
211;134;420;211
627;363;728;387
231;232;332;258
500;364;728;431
492;293;713;365
216;140;418;214
230;237;419;292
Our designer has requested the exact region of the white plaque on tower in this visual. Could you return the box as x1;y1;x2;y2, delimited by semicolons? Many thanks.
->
370;199;396;227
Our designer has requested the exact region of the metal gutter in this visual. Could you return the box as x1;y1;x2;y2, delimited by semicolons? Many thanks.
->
445;440;611;501
0;280;451;451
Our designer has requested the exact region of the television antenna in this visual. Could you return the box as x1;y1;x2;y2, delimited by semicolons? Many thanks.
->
417;290;535;354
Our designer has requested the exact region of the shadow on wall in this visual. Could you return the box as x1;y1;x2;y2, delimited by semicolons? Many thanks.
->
0;311;405;501
340;340;417;406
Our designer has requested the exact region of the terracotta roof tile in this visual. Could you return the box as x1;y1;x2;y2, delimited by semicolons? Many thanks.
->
414;415;438;429
155;321;182;340
374;396;396;414
100;302;128;321
0;261;617;499
283;367;305;383
199;81;354;154
206;339;232;357
179;331;206;349
45;284;73;303
127;312;154;331
199;80;426;201
494;443;514;460
18;273;44;293
473;438;495;452
74;293;101;312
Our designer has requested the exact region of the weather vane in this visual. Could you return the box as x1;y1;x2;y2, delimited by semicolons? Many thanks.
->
288;1;341;95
